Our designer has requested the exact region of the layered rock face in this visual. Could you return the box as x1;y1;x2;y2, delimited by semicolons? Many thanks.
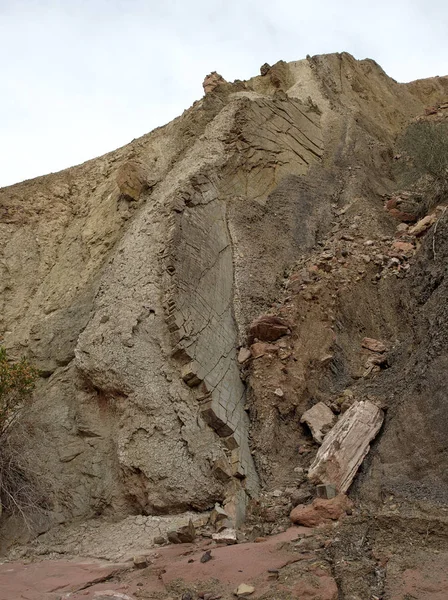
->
1;52;447;537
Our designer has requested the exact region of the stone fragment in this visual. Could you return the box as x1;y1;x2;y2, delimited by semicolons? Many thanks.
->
238;347;251;364
409;213;437;236
222;435;239;450
230;449;245;480
234;583;255;597
153;536;165;545
181;362;203;387
167;520;196;544
361;337;387;353
248;315;290;343
290;488;312;506
212;527;237;545
200;550;213;563
290;494;353;527
307;400;384;492
200;400;234;437
316;483;337;499
213;458;233;482
210;504;232;529
250;342;277;358
274;388;284;397
260;63;271;75
300;402;336;444
133;555;148;569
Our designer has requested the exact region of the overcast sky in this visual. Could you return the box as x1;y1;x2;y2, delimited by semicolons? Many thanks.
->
1;0;447;188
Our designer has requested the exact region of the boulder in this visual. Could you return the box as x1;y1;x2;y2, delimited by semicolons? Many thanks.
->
116;161;149;201
203;71;226;94
248;315;290;343
290;494;353;527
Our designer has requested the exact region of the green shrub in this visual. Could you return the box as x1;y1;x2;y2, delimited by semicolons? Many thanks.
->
0;346;39;519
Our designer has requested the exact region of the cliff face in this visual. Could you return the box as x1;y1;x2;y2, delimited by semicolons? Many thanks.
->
1;52;447;545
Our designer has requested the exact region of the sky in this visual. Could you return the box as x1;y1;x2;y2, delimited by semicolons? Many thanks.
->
1;0;447;188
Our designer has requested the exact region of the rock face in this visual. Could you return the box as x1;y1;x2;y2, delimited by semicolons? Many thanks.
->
1;52;448;545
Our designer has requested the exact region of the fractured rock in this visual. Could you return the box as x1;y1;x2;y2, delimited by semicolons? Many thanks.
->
210;503;231;529
409;213;437;236
248;315;290;343
307;400;384;493
300;402;337;444
290;494;353;527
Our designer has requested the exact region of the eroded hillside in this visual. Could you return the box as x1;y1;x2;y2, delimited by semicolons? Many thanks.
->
1;52;448;599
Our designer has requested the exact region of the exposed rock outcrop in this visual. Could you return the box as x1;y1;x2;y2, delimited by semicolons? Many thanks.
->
1;52;448;554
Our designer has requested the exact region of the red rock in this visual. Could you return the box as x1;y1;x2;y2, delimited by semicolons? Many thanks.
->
384;197;418;223
202;71;226;94
391;241;414;255
248;315;290;343
387;208;418;223
290;494;354;527
361;337;387;353
250;342;278;358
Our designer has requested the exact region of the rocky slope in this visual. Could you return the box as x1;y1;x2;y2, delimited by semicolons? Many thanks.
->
1;52;447;593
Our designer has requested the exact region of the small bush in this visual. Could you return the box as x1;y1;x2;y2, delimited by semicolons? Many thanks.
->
396;121;448;212
0;347;38;441
0;346;40;520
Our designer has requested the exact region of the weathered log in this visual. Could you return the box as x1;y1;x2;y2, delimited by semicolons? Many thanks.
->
307;400;384;492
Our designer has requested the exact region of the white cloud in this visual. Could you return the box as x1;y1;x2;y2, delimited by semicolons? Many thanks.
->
0;0;447;187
